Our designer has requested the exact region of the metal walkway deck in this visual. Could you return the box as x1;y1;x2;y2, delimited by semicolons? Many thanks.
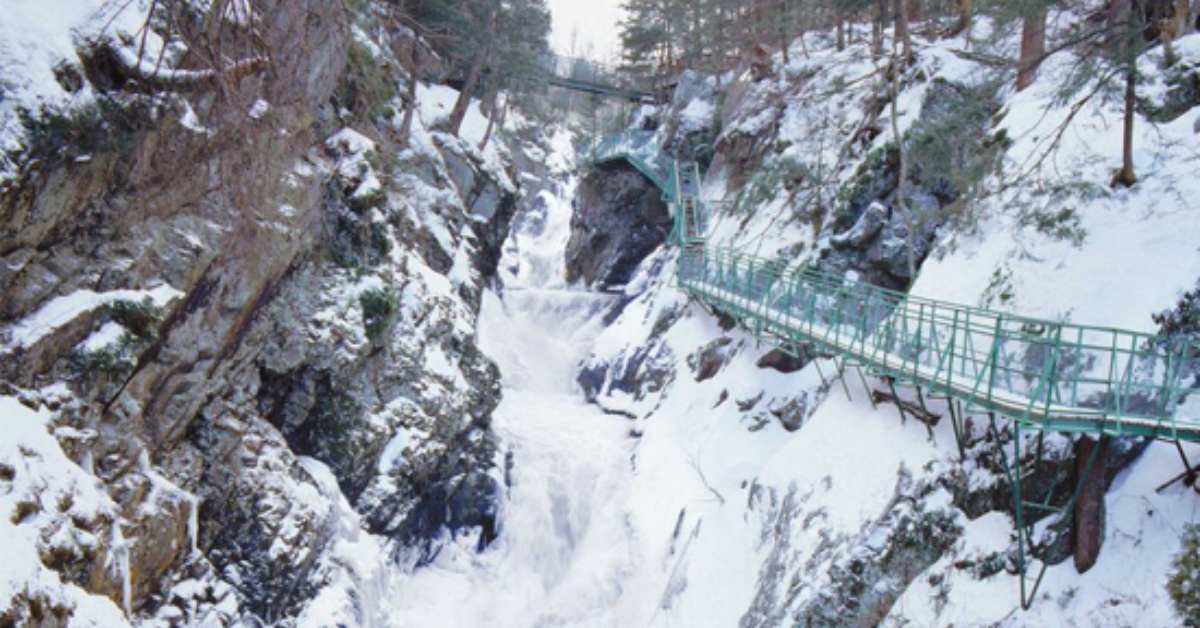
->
589;129;1200;608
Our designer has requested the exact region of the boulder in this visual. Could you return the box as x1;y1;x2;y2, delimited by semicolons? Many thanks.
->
756;348;809;374
565;162;672;289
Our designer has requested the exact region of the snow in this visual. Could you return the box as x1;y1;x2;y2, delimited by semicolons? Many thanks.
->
0;5;1196;625
679;98;715;131
539;16;1200;628
387;145;648;624
414;82;511;172
248;98;270;120
326;127;383;199
80;321;126;353
3;284;184;352
0;0;155;179
0;394;130;626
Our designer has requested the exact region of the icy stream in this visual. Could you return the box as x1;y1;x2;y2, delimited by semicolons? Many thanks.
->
388;165;650;625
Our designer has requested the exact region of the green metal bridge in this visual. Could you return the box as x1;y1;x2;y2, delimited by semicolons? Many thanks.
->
541;54;658;103
589;129;1200;608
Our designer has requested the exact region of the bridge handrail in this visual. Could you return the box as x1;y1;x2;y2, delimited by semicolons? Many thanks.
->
587;129;1200;436
678;245;1200;431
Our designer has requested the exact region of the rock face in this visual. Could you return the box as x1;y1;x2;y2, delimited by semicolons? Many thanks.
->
565;162;672;289
822;79;1002;289
0;3;532;624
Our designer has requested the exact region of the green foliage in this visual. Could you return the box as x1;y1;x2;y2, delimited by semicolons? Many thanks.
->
1018;205;1086;246
338;41;398;120
360;286;399;345
1169;525;1200;626
13;97;151;172
832;142;899;231
348;188;388;214
735;155;809;216
1155;281;1200;341
105;298;162;341
71;298;163;378
906;79;1006;191
72;336;138;378
405;0;551;98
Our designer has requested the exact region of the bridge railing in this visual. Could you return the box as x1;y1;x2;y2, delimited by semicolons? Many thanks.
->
590;130;676;197
541;54;657;96
678;246;1200;436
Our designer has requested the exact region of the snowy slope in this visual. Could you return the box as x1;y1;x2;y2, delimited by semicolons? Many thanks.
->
574;19;1200;628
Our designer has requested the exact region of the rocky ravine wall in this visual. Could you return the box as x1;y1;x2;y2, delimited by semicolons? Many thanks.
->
0;3;542;625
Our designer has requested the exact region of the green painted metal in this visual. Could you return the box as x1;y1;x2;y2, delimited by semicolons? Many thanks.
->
544;75;654;102
589;131;1200;442
541;55;657;102
677;247;1200;440
588;130;1200;606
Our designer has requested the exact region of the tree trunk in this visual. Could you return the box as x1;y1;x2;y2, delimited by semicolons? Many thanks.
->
1073;436;1108;573
872;2;884;60
836;13;846;51
1016;6;1047;91
1115;61;1138;187
894;0;912;62
909;0;922;22
1163;0;1191;65
953;0;973;43
447;1;498;138
399;68;418;148
889;42;914;281
478;92;500;151
781;9;790;65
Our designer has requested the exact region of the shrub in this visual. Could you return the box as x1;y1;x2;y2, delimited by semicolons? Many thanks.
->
1155;282;1200;340
15;96;152;171
337;41;398;120
106;298;162;340
359;287;398;345
1169;524;1200;626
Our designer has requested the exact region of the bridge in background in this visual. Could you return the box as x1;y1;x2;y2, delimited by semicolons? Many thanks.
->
588;129;1200;610
539;55;659;103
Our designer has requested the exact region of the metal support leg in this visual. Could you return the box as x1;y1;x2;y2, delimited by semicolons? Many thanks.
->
948;399;967;462
989;415;1105;610
856;366;878;410
1156;440;1200;494
914;386;935;441
834;356;854;403
888;378;907;426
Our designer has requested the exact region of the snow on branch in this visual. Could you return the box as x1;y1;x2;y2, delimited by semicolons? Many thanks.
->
103;40;268;93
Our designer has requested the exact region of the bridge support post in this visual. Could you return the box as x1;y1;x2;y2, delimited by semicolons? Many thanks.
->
855;366;878;410
948;399;967;462
887;378;907;426
1073;435;1108;573
833;357;854;403
988;414;1107;610
1155;440;1200;493
914;386;935;441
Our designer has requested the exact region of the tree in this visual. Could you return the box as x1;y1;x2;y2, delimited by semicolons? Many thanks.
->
1113;0;1141;187
402;0;550;137
894;0;912;61
447;0;499;137
952;0;972;42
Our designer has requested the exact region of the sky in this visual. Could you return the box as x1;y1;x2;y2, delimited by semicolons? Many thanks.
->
546;0;624;62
